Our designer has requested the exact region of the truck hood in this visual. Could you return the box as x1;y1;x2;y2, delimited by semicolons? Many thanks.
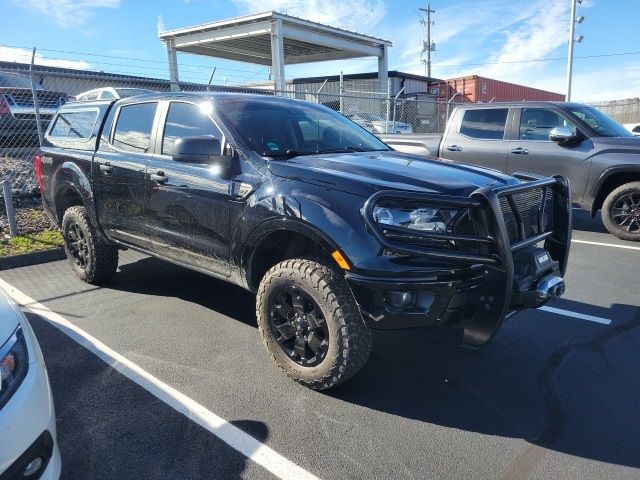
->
615;136;640;148
267;151;518;198
594;136;640;149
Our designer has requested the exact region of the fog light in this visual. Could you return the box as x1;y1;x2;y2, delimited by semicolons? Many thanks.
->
385;290;416;310
23;457;43;476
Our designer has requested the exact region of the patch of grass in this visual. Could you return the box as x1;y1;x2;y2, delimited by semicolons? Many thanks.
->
1;229;64;257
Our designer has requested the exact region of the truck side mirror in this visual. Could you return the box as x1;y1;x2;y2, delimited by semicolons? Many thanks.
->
549;127;576;143
172;136;233;174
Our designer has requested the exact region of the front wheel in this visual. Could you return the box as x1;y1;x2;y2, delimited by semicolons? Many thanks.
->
256;258;371;390
61;206;119;284
601;182;640;241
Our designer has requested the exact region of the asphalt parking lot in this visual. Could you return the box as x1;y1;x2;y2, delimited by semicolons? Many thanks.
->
1;209;639;480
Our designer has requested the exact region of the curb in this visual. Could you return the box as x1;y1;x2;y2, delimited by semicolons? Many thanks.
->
0;248;66;271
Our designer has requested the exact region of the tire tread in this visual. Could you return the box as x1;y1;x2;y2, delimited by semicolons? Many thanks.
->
601;181;640;241
256;258;371;390
62;206;118;284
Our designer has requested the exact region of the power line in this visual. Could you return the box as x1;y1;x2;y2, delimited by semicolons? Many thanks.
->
0;44;269;75
433;50;640;69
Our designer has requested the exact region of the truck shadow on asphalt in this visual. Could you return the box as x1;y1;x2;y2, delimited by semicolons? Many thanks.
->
27;312;270;480
330;298;640;470
572;209;608;234
115;256;259;328
111;255;640;470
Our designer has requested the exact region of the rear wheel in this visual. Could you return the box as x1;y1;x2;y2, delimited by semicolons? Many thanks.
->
601;182;640;241
256;258;371;390
61;206;119;284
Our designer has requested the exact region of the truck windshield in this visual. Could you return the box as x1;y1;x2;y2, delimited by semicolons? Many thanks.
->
0;73;42;90
214;96;390;157
567;106;632;137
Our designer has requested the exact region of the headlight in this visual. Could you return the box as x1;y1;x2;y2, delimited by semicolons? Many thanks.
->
373;205;460;233
0;326;29;409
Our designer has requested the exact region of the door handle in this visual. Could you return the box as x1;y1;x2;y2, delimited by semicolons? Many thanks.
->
445;145;462;152
100;162;113;174
150;171;168;183
510;147;529;155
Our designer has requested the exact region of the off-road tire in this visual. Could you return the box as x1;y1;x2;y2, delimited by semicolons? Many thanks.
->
256;258;372;390
601;181;640;241
61;206;119;284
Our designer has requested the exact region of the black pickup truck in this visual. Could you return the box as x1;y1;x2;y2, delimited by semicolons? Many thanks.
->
36;93;571;389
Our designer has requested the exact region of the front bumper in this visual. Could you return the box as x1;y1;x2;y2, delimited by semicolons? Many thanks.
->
352;174;572;346
0;317;60;479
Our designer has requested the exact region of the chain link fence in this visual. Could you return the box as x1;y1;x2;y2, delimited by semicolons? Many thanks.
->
0;60;452;203
3;44;637;207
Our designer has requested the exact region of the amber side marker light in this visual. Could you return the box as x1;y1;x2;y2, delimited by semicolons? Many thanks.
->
331;250;351;270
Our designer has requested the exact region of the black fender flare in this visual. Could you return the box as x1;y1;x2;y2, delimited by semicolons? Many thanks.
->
240;217;343;290
589;165;640;216
52;162;111;244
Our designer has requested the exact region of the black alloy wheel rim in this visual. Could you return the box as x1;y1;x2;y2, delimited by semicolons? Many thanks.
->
612;192;640;233
269;286;330;367
66;221;89;267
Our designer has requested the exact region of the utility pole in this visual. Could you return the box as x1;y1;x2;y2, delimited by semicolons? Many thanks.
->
566;0;585;101
419;4;436;78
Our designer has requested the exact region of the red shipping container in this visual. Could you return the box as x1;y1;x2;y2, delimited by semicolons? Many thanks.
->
430;75;563;103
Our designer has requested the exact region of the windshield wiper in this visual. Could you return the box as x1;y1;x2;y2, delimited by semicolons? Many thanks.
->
317;146;388;154
285;149;320;158
260;149;318;158
262;146;390;158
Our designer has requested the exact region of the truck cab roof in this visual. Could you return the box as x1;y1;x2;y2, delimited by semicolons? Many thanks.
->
451;101;590;110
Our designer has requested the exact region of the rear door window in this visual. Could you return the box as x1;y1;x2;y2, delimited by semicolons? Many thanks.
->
112;102;157;153
459;108;508;140
161;102;222;156
49;110;98;139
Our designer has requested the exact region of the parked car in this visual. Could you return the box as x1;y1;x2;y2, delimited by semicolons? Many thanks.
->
0;287;61;479
37;93;571;389
345;112;413;134
379;102;640;241
74;87;156;101
623;122;640;136
0;72;69;146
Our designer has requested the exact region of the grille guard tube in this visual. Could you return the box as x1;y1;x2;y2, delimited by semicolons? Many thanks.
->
362;175;572;347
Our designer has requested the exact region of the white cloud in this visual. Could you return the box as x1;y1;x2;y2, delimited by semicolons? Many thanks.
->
476;1;569;82
10;0;121;29
389;0;559;80
157;14;166;34
0;46;91;70
230;0;386;34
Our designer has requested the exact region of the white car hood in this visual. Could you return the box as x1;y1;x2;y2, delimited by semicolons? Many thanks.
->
372;121;410;128
0;288;21;345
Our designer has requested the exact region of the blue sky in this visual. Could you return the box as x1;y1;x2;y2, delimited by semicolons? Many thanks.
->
1;0;638;101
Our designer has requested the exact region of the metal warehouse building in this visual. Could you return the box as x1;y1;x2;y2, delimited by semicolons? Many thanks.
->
287;70;439;96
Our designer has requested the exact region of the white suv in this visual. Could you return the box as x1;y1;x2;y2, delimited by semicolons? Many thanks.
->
75;87;156;101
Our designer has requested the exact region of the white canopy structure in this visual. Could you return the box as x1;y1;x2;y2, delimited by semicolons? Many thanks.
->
158;11;392;92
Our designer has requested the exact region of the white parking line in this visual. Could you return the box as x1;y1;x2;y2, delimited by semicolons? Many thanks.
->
538;305;612;325
572;239;640;251
0;279;320;480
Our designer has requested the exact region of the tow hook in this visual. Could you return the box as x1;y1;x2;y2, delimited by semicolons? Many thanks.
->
536;275;566;300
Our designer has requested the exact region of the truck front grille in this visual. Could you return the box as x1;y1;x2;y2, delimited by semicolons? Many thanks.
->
499;187;553;244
